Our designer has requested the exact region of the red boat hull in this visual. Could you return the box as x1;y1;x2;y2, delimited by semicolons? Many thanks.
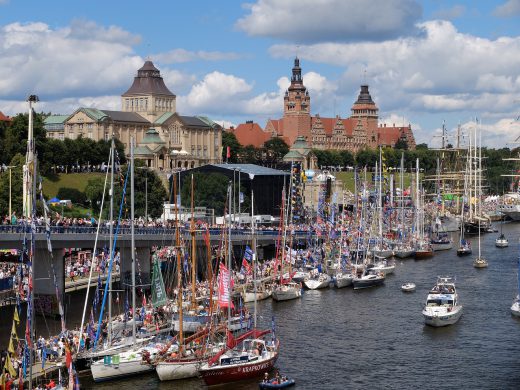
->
200;354;278;386
415;250;434;259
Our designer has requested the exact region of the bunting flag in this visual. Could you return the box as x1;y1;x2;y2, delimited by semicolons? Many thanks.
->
14;307;20;323
243;246;253;262
217;263;234;309
11;321;17;341
8;337;15;354
241;258;252;275
4;353;17;377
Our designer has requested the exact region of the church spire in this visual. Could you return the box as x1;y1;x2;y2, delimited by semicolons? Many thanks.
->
288;56;306;92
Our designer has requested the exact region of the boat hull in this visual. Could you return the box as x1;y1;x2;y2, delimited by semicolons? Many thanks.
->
394;250;414;258
352;276;385;290
200;354;278;386
303;275;331;290
91;357;153;382
495;240;509;248
511;300;520;317
155;359;200;381
333;274;353;288
423;306;463;327
414;250;434;259
431;242;453;251
456;248;472;256
243;290;271;303
272;285;301;301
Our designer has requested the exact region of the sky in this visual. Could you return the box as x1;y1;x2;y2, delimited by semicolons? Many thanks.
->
1;0;520;147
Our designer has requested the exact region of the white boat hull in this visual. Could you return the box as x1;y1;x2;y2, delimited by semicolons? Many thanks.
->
401;283;416;292
372;249;393;258
495;239;508;248
91;355;153;382
304;275;331;290
156;359;200;381
242;290;271;303
333;274;353;288
431;242;453;251
422;306;463;327
511;298;520;317
272;285;301;301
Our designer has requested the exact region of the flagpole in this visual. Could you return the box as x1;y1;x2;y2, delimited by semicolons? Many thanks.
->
227;182;232;329
108;136;115;347
251;190;257;329
131;136;136;344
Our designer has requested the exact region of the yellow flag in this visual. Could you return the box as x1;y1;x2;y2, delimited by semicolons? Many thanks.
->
0;373;5;387
8;337;15;354
14;307;20;323
11;322;17;340
4;353;17;377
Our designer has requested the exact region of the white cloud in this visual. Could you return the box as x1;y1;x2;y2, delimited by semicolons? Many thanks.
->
153;48;242;63
269;20;520;119
493;0;520;17
0;21;144;99
458;118;520;148
236;0;422;43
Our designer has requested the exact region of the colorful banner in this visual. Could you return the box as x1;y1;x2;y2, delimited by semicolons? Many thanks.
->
218;263;234;309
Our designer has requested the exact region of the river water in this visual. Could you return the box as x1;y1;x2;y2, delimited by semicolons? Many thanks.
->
3;222;520;389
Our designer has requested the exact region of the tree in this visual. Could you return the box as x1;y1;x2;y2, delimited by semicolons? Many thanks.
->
263;137;289;163
222;132;241;163
2;112;46;165
394;138;408;150
180;172;231;215
84;177;106;215
355;148;378;168
339;150;355;167
56;188;87;205
240;145;261;164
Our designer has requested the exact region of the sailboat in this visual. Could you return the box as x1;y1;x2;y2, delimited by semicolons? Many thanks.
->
272;187;302;301
457;182;472;256
495;217;508;247
394;153;415;259
199;184;279;386
155;172;206;381
414;159;434;259
473;125;488;268
90;138;161;382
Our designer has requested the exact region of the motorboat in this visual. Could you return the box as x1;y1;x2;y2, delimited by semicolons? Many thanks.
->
495;233;508;248
260;375;296;389
352;266;385;290
422;276;462;327
271;282;302;302
473;257;488;268
401;282;416;292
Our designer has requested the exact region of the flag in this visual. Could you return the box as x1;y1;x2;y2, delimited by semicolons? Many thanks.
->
4;353;17;377
217;263;234;309
226;146;231;159
241;258;251;275
11;321;17;341
243;246;253;262
239;192;244;204
14;307;20;323
271;316;276;343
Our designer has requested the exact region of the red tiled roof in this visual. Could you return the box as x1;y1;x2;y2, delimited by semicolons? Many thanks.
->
342;118;355;136
377;126;403;146
0;111;11;122
232;122;272;148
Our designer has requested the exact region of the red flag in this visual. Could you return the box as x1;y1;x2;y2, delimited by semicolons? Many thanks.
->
242;258;251;274
226;146;231;159
217;263;234;309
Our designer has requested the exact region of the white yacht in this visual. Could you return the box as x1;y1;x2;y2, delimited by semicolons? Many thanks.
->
371;258;395;276
422;277;462;327
303;272;331;290
401;282;416;292
333;272;353;288
91;343;161;382
271;282;302;301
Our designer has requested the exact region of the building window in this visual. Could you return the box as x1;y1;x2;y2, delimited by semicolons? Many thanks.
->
58;133;64;140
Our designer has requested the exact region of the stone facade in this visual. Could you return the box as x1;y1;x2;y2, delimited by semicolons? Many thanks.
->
44;61;223;170
257;58;416;151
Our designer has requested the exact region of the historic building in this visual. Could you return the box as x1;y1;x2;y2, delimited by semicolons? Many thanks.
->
234;58;416;152
44;61;223;170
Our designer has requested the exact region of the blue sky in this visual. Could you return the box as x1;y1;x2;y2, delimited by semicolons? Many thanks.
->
1;0;520;147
